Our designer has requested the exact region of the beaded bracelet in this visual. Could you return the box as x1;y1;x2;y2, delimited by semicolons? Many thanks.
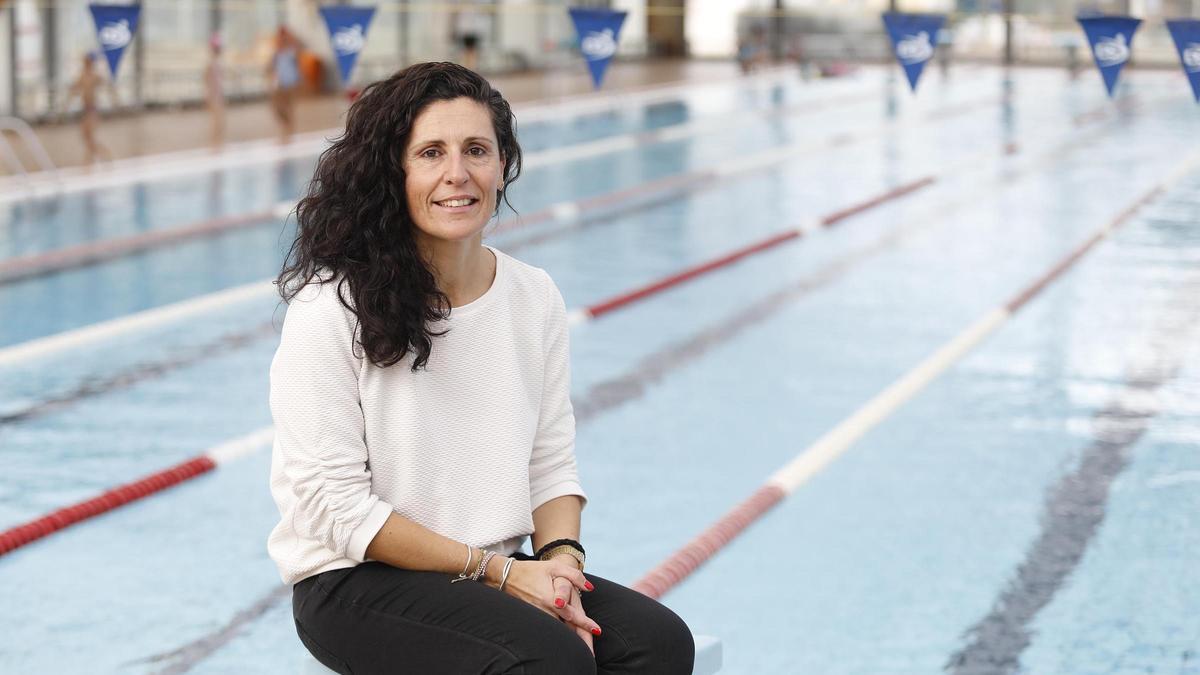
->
470;550;497;583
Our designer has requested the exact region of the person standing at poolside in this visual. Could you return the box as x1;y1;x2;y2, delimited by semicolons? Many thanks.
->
65;52;113;164
451;2;490;71
205;32;226;146
267;26;301;142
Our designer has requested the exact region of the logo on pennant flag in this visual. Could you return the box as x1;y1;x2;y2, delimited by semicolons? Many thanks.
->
568;7;627;89
1077;15;1141;98
581;29;618;60
1166;19;1200;102
98;19;132;50
881;13;946;92
332;24;366;55
88;3;142;78
318;5;376;87
1185;44;1200;71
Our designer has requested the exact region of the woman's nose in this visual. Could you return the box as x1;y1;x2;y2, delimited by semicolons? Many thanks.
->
443;153;468;184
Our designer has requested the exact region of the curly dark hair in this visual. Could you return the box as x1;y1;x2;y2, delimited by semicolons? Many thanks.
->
277;62;522;370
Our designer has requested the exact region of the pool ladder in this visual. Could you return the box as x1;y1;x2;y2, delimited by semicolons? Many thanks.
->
0;115;58;184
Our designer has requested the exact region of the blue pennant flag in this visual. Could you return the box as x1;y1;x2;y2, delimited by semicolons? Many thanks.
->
881;12;945;92
88;3;142;78
568;8;627;89
319;5;377;87
1166;19;1200;103
1077;15;1141;98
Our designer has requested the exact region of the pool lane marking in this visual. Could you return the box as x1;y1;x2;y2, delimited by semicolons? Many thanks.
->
496;93;1137;253
575;176;935;323
566;110;1164;420
0;66;809;204
629;149;1200;600
507;65;801;124
0;322;279;424
0;85;1157;432
54;103;1180;667
0;173;934;552
140;584;292;675
0;171;893;370
0;202;295;285
0;87;996;284
1;174;928;424
123;212;934;673
24;110;1162;667
0;120;1123;552
1;86;991;359
95;161;1023;665
0;169;931;423
0;279;276;369
0;426;273;555
947;272;1200;673
519;88;886;170
0;90;1152;408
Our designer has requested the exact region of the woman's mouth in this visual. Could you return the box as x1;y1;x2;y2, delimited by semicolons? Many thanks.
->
434;197;478;209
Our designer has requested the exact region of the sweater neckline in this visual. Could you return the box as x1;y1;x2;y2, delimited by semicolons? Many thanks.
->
444;245;505;320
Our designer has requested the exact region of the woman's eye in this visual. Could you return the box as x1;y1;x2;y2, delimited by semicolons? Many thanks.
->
421;148;440;159
467;146;486;157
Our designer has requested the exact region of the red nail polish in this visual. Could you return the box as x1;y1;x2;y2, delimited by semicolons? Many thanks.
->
584;582;594;591
555;598;565;608
591;627;602;636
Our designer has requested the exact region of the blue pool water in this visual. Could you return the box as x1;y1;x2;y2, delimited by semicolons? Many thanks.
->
1;65;1199;674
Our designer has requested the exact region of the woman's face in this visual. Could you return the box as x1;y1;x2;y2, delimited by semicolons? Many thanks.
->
404;97;505;247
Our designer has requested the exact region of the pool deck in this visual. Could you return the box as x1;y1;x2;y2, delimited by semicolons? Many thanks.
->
2;59;752;177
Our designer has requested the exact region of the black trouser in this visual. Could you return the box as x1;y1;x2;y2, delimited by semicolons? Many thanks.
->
293;555;696;674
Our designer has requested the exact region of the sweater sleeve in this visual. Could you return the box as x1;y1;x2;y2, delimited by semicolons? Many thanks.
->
528;275;588;512
269;281;393;562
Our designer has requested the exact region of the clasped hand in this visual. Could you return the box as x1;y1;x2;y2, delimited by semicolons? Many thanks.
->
499;558;600;654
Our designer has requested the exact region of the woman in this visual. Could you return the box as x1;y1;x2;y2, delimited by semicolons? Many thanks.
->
268;62;695;674
204;32;225;146
65;52;113;164
267;26;300;142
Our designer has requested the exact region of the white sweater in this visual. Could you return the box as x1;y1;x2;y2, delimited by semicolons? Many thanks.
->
267;248;586;585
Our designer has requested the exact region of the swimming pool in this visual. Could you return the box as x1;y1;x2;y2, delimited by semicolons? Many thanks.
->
1;64;1198;674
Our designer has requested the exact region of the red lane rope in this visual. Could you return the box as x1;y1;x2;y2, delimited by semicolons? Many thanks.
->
626;152;1194;602
587;230;803;319
632;485;786;599
821;176;936;227
586;176;937;320
0;456;216;556
0;176;934;556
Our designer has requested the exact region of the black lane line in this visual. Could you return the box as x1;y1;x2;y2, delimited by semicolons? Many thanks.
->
0;322;279;426
139;207;919;674
6;93;1144;424
573;231;906;423
946;278;1200;674
142;585;291;675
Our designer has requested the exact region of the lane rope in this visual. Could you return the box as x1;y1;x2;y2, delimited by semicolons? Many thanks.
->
630;149;1200;599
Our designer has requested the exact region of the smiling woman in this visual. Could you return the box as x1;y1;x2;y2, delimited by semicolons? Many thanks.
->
268;62;695;674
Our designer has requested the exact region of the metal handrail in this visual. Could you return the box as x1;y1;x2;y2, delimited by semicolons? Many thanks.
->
0;116;58;177
0;134;26;177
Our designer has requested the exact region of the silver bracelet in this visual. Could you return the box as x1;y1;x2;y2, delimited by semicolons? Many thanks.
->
470;550;497;583
451;544;474;584
497;557;515;592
